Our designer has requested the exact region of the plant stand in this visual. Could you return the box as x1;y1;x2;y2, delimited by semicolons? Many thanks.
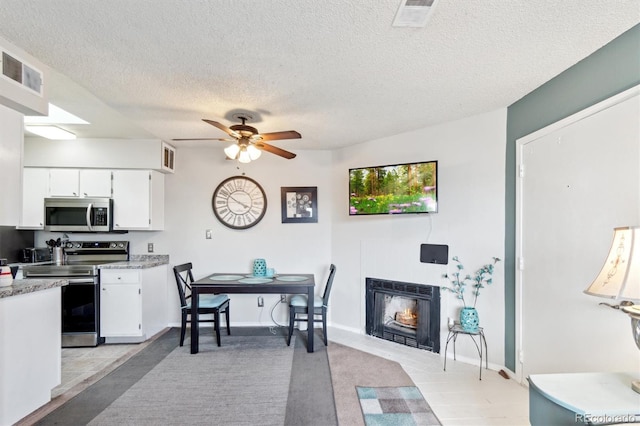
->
443;324;488;380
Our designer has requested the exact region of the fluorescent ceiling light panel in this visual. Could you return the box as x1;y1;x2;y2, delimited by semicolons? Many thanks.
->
24;103;89;124
25;125;76;140
392;0;438;28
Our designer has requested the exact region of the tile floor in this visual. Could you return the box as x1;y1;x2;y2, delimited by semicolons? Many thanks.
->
329;327;530;425
54;343;143;398
27;326;529;425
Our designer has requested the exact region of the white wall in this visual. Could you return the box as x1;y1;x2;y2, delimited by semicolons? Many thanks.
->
24;138;169;170
330;109;507;366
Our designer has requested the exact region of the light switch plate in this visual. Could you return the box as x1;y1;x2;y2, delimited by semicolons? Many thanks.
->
147;243;154;253
205;229;212;239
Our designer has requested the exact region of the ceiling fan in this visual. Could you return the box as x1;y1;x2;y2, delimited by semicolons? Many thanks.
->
173;114;301;163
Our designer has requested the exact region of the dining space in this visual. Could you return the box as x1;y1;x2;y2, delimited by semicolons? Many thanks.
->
173;261;337;355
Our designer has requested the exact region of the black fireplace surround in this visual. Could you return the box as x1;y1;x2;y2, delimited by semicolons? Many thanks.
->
366;277;440;353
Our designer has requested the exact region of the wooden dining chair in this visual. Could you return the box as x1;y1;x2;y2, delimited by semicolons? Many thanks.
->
173;262;230;347
287;264;337;346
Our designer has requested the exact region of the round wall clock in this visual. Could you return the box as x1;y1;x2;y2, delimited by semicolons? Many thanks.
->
212;176;267;229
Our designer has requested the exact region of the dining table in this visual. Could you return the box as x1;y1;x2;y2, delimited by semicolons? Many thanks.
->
190;273;316;353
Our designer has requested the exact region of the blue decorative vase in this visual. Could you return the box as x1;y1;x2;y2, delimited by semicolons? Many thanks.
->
460;307;479;332
253;259;267;277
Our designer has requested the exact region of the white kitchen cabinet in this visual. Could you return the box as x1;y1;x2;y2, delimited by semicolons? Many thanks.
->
0;103;23;226
80;169;112;197
100;265;168;343
49;168;112;197
0;287;61;425
19;167;49;229
49;168;80;196
112;170;164;231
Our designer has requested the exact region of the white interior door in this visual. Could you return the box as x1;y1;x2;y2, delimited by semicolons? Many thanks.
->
515;87;640;383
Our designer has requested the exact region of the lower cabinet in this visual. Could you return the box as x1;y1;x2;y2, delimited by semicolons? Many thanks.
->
0;288;61;425
100;265;167;343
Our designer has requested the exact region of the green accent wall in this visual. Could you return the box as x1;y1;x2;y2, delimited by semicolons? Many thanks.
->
504;24;640;371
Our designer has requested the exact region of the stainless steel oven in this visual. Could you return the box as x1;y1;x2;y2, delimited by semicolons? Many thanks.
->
22;241;129;347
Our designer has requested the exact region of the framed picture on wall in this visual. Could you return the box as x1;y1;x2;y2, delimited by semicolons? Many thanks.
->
280;187;318;223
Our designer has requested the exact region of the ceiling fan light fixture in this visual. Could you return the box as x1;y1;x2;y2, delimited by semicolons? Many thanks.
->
247;144;261;160
224;143;240;159
238;147;252;164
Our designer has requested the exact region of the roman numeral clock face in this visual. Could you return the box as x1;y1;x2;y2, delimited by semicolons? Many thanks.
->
212;176;267;229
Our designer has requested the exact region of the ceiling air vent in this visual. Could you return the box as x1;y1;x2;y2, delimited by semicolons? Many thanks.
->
392;0;438;28
2;51;43;95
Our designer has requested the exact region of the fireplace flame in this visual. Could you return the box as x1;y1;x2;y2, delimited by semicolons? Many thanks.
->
404;308;416;318
396;308;417;326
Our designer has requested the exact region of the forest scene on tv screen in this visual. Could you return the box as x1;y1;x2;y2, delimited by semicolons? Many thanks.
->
349;161;437;215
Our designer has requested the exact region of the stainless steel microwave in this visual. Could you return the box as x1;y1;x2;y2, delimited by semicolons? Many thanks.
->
44;197;113;232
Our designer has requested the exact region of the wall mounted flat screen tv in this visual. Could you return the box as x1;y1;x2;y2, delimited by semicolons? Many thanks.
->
349;160;437;215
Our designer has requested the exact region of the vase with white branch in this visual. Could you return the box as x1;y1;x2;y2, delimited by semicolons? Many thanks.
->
441;256;501;332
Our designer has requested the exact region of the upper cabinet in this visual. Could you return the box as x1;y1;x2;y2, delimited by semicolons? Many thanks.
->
0;104;23;226
20;168;163;231
112;170;164;231
49;169;112;198
80;170;112;197
20;168;48;229
48;169;79;197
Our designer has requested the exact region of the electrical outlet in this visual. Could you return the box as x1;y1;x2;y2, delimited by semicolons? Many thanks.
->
257;296;264;307
280;294;287;303
205;229;212;239
147;243;154;253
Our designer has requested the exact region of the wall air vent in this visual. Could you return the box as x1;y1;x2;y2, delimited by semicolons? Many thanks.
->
392;0;438;28
2;51;43;95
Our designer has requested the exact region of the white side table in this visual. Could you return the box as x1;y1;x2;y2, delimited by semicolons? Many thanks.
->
528;372;640;425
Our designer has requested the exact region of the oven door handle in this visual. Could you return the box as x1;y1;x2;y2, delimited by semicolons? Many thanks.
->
68;278;96;285
25;273;94;280
86;203;94;231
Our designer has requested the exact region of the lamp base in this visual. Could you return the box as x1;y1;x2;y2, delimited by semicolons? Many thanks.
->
632;380;640;394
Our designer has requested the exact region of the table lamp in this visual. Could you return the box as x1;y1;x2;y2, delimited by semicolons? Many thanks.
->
584;226;640;393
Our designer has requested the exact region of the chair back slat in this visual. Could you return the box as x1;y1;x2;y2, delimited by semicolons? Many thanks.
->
321;264;337;307
173;262;195;307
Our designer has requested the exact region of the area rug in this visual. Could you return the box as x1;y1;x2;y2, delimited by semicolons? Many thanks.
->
357;386;440;426
35;328;337;425
87;333;295;425
327;342;416;426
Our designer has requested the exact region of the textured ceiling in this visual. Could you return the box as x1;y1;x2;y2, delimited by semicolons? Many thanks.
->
0;1;638;152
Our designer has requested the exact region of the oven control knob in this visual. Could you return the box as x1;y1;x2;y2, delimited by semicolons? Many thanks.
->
74;243;81;248
117;242;125;248
110;242;117;248
65;242;73;248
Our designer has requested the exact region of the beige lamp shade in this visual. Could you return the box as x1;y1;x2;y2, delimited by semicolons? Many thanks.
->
584;226;640;301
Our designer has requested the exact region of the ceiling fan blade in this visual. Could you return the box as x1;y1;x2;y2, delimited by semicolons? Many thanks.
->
171;138;232;141
256;142;297;159
202;119;240;138
256;130;301;141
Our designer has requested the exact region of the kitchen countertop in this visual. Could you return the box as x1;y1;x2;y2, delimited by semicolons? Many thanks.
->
98;254;169;269
0;278;68;299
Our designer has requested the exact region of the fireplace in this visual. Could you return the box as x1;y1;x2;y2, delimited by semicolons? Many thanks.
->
365;278;440;353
